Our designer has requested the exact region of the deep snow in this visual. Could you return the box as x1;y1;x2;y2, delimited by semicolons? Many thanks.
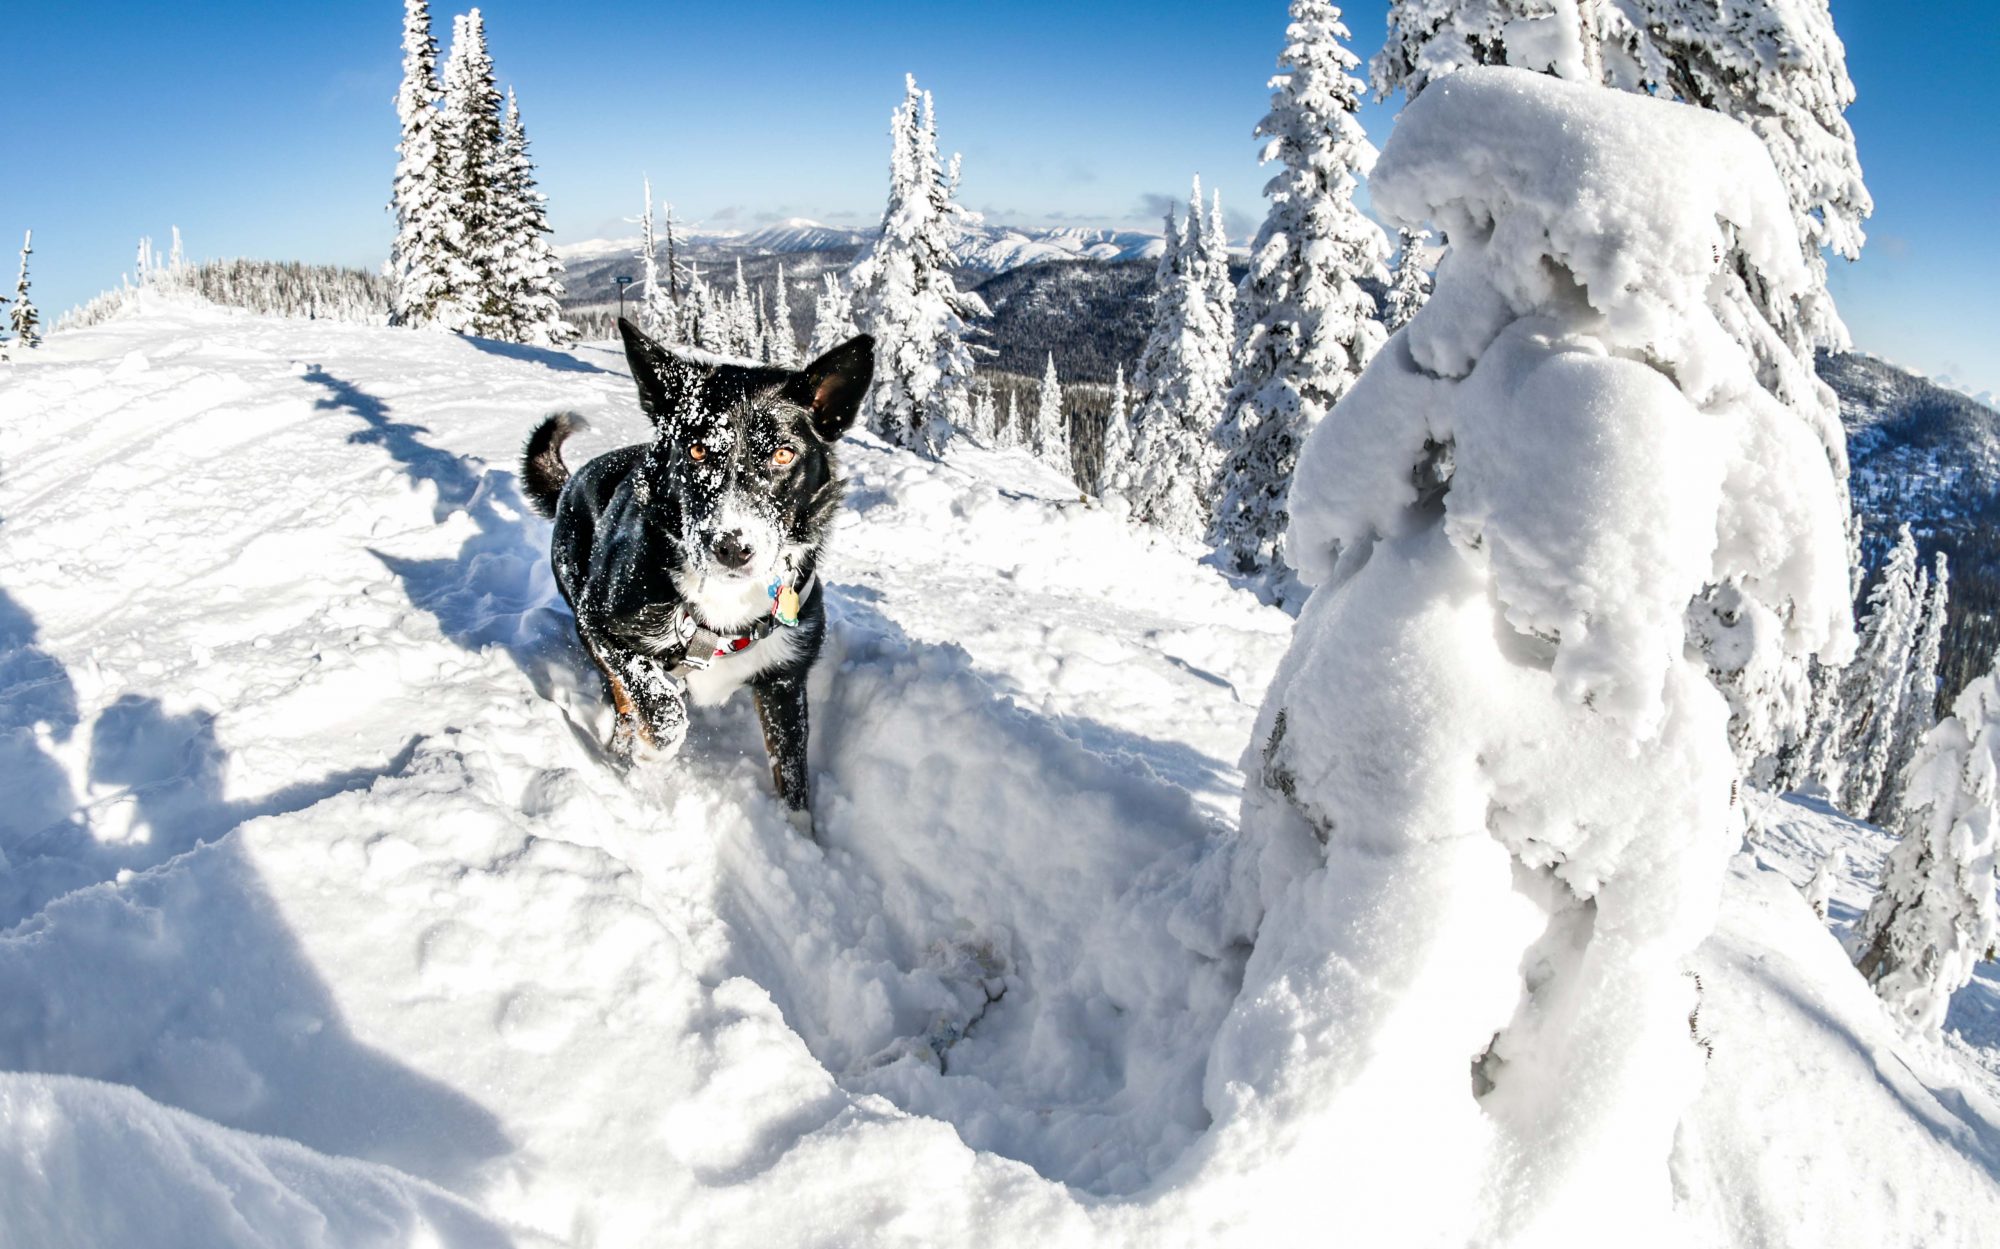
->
0;295;1997;1246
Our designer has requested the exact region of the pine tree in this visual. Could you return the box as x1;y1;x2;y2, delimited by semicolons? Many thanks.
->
1095;364;1132;498
636;179;676;339
436;8;507;337
683;265;719;352
1385;227;1432;331
1880;553;1951;825
1125;183;1235;539
492;88;575;346
1370;0;1868;347
807;272;858;359
1839;526;1924;820
965;380;998;443
1853;652;2000;1036
389;0;454;328
1803;846;1845;921
767;262;799;366
848;74;989;457
729;259;758;359
10;231;40;348
1210;0;1388;576
997;388;1022;451
1611;0;1871;347
1036;353;1072;480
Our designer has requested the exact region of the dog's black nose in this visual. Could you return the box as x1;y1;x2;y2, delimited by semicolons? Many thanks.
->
711;531;753;570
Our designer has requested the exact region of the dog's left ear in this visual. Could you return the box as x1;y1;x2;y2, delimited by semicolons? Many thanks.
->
619;317;708;427
782;334;875;443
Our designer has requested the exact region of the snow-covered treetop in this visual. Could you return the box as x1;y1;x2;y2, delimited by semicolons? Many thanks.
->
1290;67;1853;734
1372;0;1870;346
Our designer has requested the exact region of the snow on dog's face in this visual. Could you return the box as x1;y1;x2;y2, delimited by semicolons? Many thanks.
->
617;320;873;628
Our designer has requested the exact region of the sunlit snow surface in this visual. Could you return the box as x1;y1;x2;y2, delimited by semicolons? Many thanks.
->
0;295;1996;1246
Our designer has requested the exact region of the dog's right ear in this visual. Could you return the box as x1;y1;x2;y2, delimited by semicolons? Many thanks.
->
782;334;875;443
619;317;708;428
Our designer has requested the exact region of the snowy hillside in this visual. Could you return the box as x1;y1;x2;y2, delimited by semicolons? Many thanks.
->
1823;349;2000;702
3;302;1999;1246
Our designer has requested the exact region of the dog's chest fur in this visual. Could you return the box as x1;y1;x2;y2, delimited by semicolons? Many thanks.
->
683;624;807;706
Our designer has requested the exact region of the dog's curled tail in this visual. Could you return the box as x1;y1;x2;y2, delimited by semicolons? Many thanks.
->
521;412;589;519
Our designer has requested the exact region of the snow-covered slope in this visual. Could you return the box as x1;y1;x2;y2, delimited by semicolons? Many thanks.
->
2;300;1997;1245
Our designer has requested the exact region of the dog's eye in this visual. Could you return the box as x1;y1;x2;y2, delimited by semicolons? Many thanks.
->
688;442;707;462
771;447;797;467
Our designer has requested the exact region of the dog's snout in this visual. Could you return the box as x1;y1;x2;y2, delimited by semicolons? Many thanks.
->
711;530;753;570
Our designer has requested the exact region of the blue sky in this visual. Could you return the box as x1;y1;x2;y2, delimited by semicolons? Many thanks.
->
5;1;1993;395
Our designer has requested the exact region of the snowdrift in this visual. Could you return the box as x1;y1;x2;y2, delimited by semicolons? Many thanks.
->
0;285;1995;1244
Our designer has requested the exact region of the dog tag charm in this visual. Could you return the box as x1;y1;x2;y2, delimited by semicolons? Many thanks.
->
775;584;801;627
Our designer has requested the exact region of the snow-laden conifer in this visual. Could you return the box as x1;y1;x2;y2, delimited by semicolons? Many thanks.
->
728;260;758;359
436;9;506;337
1853;654;2000;1036
848;75;989;457
1234;70;1853;1228
10;231;40;349
636;179;677;340
767;263;799;366
1036;354;1071;479
1804;847;1845;920
965;381;997;443
807;272;857;359
1611;0;1871;347
1839;527;1923;820
1385;227;1431;331
682;265;719;353
389;0;454;328
1210;0;1387;576
492;89;574;346
1094;365;1132;499
1371;0;1868;347
1880;553;1951;825
997;388;1022;451
1125;184;1234;539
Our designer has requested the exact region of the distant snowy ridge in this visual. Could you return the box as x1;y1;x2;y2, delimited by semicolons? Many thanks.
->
556;219;1164;273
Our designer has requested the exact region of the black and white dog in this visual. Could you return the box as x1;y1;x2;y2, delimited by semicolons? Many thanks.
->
521;318;873;829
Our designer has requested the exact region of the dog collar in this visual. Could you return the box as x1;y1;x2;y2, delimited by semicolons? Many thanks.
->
669;572;817;676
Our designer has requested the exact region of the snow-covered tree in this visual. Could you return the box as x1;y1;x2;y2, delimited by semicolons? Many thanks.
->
636;179;677;339
492;88;574;346
1804;846;1845;920
1853;653;2000;1036
435;8;506;337
1230;70;1853;1231
1384;227;1431;331
1036;354;1072;479
389;0;454;328
1125;183;1235;539
1094;364;1132;499
807;272;857;359
10;231;40;348
767;262;799;366
1879;552;1951;825
682;265;719;353
965;380;997;443
727;259;758;359
997;388;1022;451
1839;526;1923;820
848;74;989;457
1610;0;1871;347
1210;0;1388;577
1371;0;1869;347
